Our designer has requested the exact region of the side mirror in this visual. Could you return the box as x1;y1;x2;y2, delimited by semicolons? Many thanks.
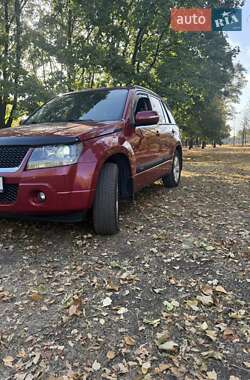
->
135;111;159;126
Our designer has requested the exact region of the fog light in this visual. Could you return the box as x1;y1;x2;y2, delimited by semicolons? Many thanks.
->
38;192;46;202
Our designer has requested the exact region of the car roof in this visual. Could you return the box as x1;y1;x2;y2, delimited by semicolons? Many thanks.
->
63;85;161;99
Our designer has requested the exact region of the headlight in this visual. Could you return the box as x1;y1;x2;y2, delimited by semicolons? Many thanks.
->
27;143;83;170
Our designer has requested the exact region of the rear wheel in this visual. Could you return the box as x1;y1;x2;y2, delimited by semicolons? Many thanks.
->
162;151;181;188
93;163;119;235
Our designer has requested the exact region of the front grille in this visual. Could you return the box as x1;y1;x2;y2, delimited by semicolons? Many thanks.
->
0;146;30;168
0;184;18;204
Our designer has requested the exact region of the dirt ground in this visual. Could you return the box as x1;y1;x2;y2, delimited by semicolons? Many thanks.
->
0;146;249;380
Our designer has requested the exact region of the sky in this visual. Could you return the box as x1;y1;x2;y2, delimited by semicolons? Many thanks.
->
226;0;250;133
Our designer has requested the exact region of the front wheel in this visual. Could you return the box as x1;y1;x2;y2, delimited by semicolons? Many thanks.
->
162;151;181;188
93;163;119;235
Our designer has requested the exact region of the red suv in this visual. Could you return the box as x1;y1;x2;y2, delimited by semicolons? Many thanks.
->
0;86;182;234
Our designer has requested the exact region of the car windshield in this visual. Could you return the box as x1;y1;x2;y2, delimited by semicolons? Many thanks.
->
25;89;128;124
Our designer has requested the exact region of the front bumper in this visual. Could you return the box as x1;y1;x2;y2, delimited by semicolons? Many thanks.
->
0;162;96;216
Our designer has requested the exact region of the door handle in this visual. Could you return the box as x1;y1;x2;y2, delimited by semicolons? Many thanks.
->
172;129;175;134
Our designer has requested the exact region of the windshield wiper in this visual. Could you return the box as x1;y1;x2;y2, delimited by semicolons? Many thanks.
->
25;119;96;125
24;121;38;125
67;119;95;123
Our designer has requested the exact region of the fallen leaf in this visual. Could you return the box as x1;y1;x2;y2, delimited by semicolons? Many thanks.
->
163;299;179;312
117;362;128;373
92;360;101;371
201;284;213;296
197;294;214;306
200;322;209;330
32;352;41;365
0;290;13;302
170;367;184;377
3;355;14;368
158;341;179;352
156;331;170;345
169;277;176;285
186;299;199;311
229;309;246;320
206;330;217;342
14;374;27;380
102;297;112;307
154;363;171;374
201;351;223;360
207;370;217;380
24;375;34;380
214;285;227;294
117;307;128;315
124;336;135;346
17;349;27;359
143;375;153;380
143;318;161;328
141;361;151;375
150;247;158;254
204;245;215;251
107;351;116;360
106;282;119;292
69;304;80;316
68;296;82;316
30;292;43;302
153;288;164;294
223;328;238;341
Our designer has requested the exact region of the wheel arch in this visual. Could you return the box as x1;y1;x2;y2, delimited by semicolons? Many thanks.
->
93;151;134;201
105;153;134;200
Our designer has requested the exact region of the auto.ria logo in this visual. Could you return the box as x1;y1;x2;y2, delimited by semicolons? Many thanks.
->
171;8;242;32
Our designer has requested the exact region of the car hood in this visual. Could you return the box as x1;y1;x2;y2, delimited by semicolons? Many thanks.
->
0;121;123;141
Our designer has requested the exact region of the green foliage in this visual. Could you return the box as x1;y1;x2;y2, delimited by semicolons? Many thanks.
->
0;0;246;142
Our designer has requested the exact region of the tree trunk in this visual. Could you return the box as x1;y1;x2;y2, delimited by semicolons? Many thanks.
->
131;28;144;67
5;0;22;128
0;0;10;128
66;6;74;91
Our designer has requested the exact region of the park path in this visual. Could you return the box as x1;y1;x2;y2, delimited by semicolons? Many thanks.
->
0;146;249;380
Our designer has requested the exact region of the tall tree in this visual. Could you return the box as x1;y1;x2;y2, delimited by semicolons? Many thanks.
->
0;0;29;128
0;0;246;143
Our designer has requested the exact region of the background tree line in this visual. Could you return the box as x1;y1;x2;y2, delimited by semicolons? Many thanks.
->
237;100;250;145
0;0;246;144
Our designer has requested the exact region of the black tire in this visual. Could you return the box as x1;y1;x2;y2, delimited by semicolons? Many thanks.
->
162;151;181;188
93;163;119;235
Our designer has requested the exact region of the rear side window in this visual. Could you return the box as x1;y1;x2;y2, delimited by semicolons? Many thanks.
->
161;103;171;123
163;103;176;124
149;96;165;124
